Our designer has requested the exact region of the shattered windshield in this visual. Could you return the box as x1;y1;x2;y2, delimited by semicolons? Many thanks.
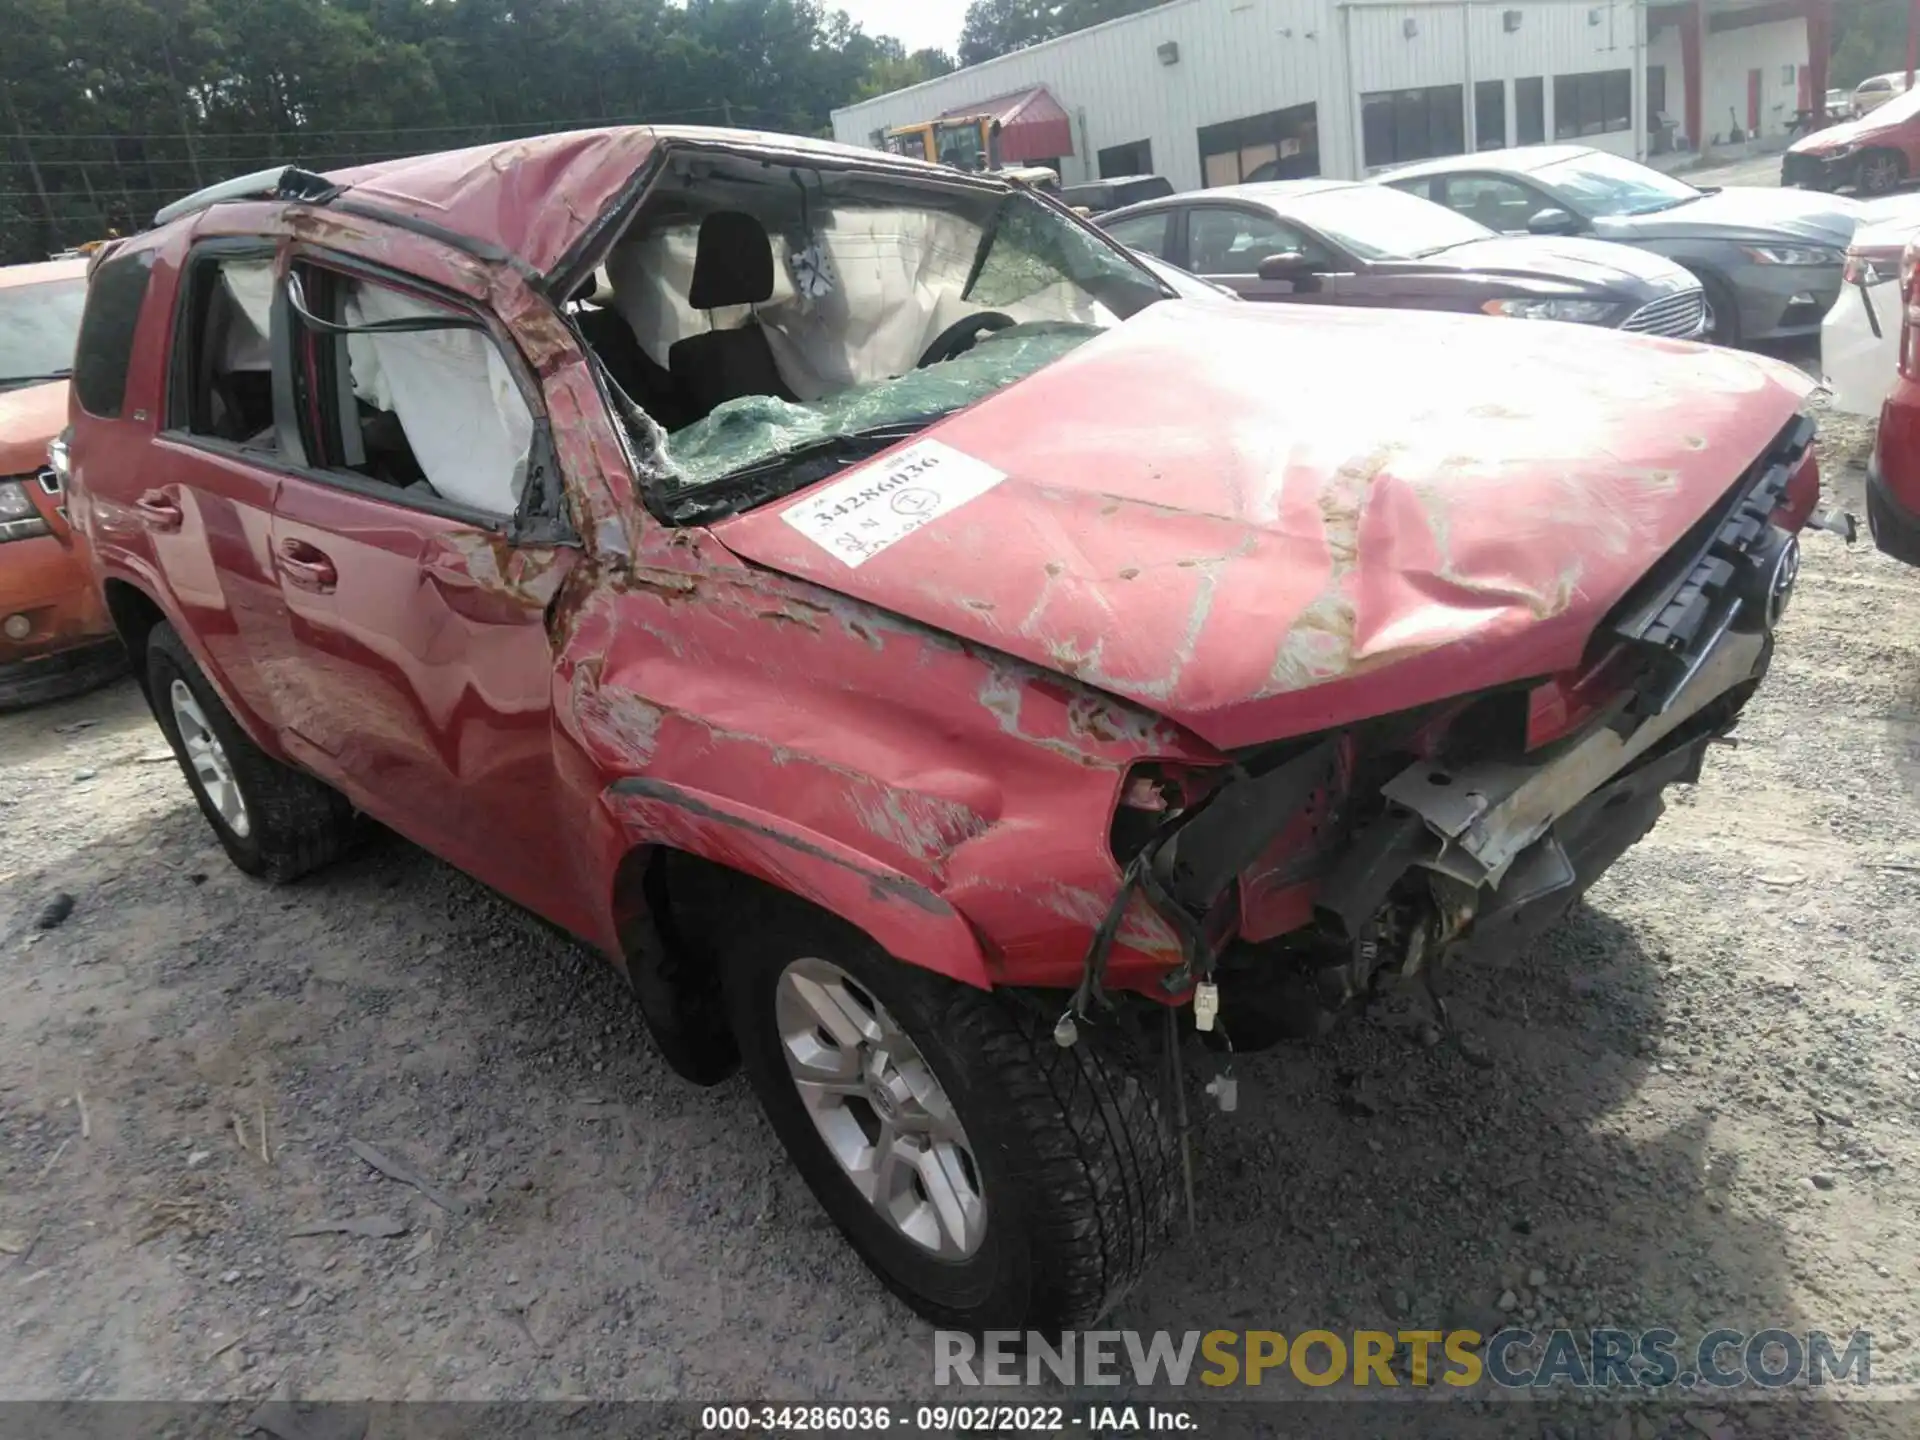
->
668;322;1098;488
0;276;85;389
585;162;1168;517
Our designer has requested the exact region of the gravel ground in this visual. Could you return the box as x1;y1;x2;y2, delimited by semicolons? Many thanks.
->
2;393;1918;1439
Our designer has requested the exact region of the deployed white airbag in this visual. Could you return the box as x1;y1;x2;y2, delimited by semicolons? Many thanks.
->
220;260;276;371
604;206;1110;404
344;283;534;514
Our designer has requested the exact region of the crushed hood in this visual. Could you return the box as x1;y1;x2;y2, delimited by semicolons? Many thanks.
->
1599;186;1860;246
0;380;67;476
712;301;1812;751
1792;109;1912;157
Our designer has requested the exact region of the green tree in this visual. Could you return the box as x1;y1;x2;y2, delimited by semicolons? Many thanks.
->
1829;0;1913;89
856;40;957;100
0;0;939;261
958;0;1166;67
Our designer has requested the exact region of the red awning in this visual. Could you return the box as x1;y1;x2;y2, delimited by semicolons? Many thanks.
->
939;86;1074;164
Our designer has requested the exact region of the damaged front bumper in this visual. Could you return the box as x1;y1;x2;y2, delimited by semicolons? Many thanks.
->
1349;625;1765;957
1070;420;1808;1022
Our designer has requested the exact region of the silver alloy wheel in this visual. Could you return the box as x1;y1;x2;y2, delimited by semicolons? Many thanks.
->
1864;152;1901;193
775;956;986;1259
169;678;250;839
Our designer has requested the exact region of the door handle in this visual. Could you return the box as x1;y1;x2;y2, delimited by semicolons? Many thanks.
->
277;537;338;593
134;491;183;532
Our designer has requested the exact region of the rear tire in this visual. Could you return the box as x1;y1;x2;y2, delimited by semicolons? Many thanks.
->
145;623;355;881
719;893;1177;1331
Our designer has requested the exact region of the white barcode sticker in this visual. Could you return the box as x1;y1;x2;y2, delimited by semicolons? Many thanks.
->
781;439;1006;568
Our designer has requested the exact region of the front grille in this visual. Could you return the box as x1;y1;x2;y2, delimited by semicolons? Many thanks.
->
1603;414;1813;718
1782;152;1837;186
1621;289;1707;338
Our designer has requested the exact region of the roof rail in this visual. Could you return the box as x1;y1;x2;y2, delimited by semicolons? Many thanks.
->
153;165;340;228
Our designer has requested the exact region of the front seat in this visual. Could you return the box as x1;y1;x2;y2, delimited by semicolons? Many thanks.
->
667;211;797;421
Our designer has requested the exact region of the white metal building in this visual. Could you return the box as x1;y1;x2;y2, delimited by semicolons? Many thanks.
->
829;0;1818;192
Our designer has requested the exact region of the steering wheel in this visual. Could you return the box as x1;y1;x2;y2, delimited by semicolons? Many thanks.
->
917;311;1017;368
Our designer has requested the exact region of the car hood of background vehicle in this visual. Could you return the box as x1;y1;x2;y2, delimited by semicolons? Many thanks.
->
1791;110;1900;156
712;301;1812;751
1599;185;1860;246
0;379;67;476
1404;233;1695;296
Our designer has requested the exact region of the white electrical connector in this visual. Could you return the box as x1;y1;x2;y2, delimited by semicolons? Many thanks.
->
1205;1072;1238;1112
1193;980;1219;1032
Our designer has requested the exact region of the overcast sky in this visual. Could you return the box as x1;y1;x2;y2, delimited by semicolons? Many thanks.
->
835;0;971;55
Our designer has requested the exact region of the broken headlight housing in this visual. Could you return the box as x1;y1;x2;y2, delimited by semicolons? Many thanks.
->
0;479;50;543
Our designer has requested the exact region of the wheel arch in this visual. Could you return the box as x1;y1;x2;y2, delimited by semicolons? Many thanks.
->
1675;261;1742;343
100;577;167;700
98;576;277;752
601;778;996;1082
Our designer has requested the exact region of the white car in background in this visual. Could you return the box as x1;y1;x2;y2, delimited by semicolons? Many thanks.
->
1823;194;1920;415
1853;72;1913;118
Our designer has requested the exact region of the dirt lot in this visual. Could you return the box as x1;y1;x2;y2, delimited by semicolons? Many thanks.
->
3;394;1918;1437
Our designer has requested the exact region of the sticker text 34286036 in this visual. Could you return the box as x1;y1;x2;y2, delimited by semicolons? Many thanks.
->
780;439;1007;568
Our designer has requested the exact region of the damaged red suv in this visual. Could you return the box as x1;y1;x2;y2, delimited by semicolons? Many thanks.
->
66;128;1823;1330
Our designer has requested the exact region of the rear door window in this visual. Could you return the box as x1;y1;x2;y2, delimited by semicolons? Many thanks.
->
73;250;156;419
169;250;279;450
286;263;535;519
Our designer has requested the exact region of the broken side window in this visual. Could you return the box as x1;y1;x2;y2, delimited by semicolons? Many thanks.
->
287;264;534;517
171;251;278;450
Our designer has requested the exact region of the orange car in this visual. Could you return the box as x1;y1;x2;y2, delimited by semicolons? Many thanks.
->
0;257;120;706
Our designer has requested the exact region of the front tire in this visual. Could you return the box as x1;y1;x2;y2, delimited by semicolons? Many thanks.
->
1694;270;1742;346
146;623;355;881
720;897;1177;1331
1859;149;1905;196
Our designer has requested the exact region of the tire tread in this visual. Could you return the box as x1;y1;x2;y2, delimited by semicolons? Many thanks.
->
146;623;355;882
717;883;1178;1331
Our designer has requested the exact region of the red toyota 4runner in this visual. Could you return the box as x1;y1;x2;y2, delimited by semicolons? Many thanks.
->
66;129;1825;1331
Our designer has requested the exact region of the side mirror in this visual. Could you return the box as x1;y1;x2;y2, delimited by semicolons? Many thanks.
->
1526;207;1581;236
1256;250;1315;281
